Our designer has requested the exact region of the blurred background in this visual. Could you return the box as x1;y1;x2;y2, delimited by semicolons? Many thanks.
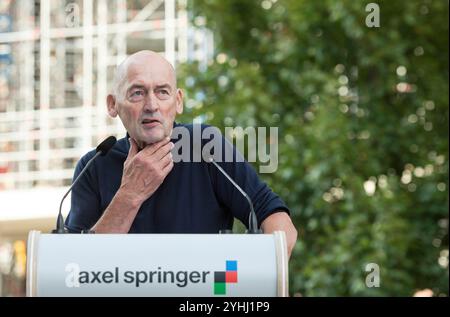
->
0;0;448;297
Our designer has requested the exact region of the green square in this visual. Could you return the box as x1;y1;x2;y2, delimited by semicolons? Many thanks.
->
214;282;226;295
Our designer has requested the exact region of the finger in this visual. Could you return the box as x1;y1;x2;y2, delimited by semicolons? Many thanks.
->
152;141;174;161
161;158;174;175
158;150;173;168
127;138;139;159
142;136;171;156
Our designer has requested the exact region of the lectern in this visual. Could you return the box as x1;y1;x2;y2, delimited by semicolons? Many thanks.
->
26;230;288;297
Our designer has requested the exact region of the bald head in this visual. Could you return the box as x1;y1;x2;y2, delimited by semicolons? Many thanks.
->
112;50;177;96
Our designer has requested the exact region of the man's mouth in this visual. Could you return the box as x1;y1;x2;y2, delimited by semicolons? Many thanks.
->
141;118;161;128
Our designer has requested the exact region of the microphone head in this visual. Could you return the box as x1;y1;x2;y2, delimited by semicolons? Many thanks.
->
96;136;117;156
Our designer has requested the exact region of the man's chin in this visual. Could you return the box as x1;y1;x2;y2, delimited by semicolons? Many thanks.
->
140;130;166;145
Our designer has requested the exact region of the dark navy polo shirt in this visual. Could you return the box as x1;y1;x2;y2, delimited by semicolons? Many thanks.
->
65;123;289;233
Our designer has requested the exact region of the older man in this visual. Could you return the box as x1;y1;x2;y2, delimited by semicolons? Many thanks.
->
65;50;297;257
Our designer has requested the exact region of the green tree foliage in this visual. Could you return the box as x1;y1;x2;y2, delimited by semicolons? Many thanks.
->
178;0;449;296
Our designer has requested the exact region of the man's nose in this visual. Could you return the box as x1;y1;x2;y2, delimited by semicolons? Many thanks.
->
143;92;159;112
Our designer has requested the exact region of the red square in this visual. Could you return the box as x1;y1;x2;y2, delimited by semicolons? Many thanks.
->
226;271;238;283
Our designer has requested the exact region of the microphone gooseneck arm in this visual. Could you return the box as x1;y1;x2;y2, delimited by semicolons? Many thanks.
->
54;151;102;233
209;158;261;234
53;136;117;234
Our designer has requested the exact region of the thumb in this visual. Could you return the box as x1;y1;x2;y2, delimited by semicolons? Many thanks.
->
127;137;138;159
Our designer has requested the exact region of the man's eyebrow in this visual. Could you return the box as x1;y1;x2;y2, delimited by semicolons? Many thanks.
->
126;84;147;92
155;83;172;91
126;83;172;92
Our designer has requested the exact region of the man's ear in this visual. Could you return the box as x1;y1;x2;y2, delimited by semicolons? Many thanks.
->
107;94;118;117
176;88;184;115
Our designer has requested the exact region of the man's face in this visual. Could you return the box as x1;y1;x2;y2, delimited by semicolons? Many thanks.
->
108;55;183;147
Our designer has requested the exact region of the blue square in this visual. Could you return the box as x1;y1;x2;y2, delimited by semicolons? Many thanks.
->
226;260;237;271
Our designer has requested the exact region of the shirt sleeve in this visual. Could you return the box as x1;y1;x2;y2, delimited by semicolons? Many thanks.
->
205;127;290;228
65;152;102;233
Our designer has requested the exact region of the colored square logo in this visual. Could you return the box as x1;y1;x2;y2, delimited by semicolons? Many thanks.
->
226;271;238;283
214;271;226;283
226;260;237;271
213;260;238;295
214;282;226;295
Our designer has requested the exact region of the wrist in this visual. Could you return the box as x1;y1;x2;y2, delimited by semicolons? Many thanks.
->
116;187;144;208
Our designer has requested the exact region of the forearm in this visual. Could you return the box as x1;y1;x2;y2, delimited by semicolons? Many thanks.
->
91;189;142;233
261;211;298;259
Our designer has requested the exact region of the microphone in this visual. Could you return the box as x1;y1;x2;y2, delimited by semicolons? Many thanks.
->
52;136;117;233
208;158;262;234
